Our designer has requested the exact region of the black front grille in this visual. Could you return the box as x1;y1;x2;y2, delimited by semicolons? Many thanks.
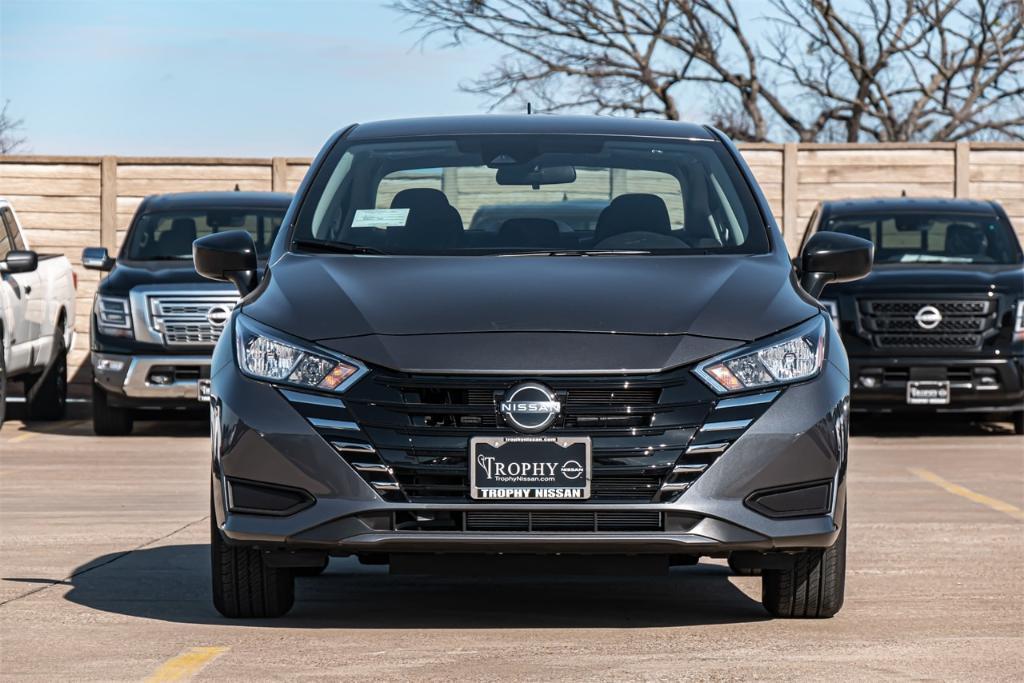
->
858;299;998;351
465;510;663;531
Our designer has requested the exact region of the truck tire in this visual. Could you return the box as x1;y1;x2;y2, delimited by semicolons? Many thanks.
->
211;508;295;618
761;511;846;619
1013;412;1023;436
91;383;133;436
26;329;67;421
1;334;7;429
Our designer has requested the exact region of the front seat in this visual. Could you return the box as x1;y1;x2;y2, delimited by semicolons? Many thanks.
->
386;188;463;250
159;218;198;256
945;223;988;259
497;218;563;249
593;193;672;244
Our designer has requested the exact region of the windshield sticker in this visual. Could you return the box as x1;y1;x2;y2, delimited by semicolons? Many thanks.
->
352;208;409;227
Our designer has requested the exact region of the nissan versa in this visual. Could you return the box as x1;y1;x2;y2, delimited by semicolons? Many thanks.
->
195;116;873;619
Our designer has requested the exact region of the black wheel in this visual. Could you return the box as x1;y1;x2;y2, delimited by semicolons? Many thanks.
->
1013;412;1023;436
210;505;295;618
1;332;7;429
293;558;329;577
91;383;133;436
761;512;846;619
26;328;67;421
727;555;761;576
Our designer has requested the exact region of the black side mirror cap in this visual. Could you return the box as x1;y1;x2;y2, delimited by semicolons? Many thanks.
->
1;250;39;274
193;230;259;295
799;232;873;298
82;246;114;271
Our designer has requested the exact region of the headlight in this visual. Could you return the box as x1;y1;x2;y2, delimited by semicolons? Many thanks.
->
234;315;365;392
95;295;133;338
820;299;839;330
695;316;827;394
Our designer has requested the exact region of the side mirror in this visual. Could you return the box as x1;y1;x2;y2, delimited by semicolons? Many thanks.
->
82;247;114;271
0;250;39;274
799;232;873;298
193;230;259;295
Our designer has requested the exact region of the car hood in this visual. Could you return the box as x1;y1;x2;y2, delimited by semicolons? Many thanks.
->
244;252;815;344
823;262;1024;297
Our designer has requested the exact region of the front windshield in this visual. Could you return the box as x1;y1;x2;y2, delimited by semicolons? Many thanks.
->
292;135;769;255
823;212;1022;264
124;208;285;261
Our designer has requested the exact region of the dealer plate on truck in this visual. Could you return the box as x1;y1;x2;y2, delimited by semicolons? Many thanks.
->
907;380;950;405
470;436;591;500
197;379;212;402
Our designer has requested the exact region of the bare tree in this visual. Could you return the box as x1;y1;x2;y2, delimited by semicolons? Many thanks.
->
0;100;28;154
393;0;1024;141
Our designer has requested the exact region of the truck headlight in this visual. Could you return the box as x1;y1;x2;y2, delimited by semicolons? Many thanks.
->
695;316;827;394
235;315;365;392
95;295;133;338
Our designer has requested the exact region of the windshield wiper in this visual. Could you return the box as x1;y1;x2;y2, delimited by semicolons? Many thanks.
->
292;239;387;255
497;249;653;257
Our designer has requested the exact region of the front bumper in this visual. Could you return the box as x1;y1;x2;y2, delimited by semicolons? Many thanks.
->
92;351;211;407
209;350;851;557
849;355;1024;414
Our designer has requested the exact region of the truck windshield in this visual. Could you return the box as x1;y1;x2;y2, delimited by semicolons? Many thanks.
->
823;212;1022;264
123;209;285;260
292;135;769;255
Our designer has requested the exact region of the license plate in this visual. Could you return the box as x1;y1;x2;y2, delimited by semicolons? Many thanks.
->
907;380;950;405
470;436;591;500
197;379;212;402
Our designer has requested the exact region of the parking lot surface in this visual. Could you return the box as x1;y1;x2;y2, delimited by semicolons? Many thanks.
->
0;415;1021;681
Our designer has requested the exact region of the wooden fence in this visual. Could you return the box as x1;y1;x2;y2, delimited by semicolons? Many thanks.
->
1;141;1022;390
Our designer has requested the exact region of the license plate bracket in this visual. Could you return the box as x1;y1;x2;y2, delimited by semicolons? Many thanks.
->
906;380;950;405
470;436;591;500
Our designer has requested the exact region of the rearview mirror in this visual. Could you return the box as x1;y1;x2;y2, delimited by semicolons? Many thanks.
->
496;165;576;187
82;246;114;271
0;250;38;274
193;230;259;295
799;232;873;298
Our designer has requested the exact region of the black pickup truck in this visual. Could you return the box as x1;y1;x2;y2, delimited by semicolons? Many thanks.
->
800;198;1023;433
82;192;291;435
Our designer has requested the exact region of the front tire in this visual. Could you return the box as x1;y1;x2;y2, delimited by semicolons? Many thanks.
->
210;507;295;618
761;512;846;619
91;383;133;436
1;334;7;429
26;329;67;421
1013;411;1023;436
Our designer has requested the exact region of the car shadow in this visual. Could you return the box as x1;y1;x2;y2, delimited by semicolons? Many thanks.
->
2;413;208;438
851;413;1017;437
16;544;770;628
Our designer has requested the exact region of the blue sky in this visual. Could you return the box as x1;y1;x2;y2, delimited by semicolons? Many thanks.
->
0;0;504;155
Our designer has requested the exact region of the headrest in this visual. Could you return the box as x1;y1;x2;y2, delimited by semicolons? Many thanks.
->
945;223;985;254
836;225;872;243
390;188;452;211
159;218;198;255
497;218;561;248
594;193;672;243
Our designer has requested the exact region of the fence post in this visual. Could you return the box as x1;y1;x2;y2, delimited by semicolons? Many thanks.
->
100;156;117;251
271;157;288;193
954;141;970;198
782;143;798;252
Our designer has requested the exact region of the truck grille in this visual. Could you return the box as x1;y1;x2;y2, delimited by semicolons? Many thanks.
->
858;299;998;351
147;294;238;347
282;367;778;505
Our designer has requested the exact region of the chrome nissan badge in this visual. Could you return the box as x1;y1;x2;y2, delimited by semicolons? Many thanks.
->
914;305;942;330
206;304;232;327
499;382;561;433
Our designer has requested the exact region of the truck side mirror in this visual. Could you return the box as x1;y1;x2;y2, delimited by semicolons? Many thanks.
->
0;250;38;274
799;232;873;298
82;247;114;271
193;230;259;295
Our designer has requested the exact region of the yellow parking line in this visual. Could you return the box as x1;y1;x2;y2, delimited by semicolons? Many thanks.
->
145;646;229;682
909;468;1024;521
4;420;88;443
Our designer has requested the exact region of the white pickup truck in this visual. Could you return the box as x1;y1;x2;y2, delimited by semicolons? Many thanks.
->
0;199;76;427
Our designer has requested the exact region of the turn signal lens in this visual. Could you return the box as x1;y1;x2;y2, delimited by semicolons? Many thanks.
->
695;316;827;394
235;315;365;392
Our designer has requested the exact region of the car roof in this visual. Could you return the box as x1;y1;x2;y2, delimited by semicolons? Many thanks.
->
345;115;716;141
140;191;292;212
822;197;997;215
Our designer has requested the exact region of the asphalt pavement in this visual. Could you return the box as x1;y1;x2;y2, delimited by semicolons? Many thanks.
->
0;414;1021;681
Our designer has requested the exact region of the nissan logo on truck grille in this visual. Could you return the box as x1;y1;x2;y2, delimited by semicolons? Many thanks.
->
499;383;562;433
